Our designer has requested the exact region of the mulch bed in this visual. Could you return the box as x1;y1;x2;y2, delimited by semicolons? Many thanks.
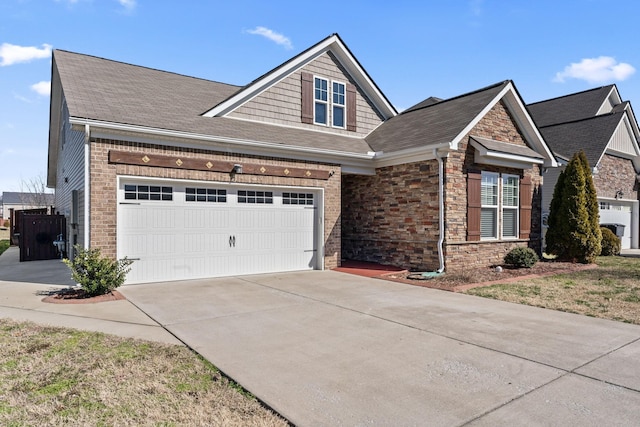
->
42;288;126;304
381;261;599;292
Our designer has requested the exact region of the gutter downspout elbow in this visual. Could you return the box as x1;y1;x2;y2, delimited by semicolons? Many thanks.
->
435;148;447;273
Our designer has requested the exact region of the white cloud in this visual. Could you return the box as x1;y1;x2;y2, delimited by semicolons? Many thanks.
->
117;0;136;12
0;43;52;66
246;27;293;50
554;56;636;84
31;81;51;96
13;93;32;103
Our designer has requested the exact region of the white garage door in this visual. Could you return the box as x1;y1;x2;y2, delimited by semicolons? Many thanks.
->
117;180;321;284
599;201;633;249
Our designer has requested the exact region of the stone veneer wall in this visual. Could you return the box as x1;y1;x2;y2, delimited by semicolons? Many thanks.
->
343;100;544;272
89;139;341;269
342;161;441;271
443;100;543;270
592;154;638;200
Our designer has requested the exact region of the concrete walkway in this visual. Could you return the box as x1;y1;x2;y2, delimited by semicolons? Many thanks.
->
119;270;640;426
0;247;180;345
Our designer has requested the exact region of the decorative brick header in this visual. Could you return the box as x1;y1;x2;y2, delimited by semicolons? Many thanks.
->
108;150;332;180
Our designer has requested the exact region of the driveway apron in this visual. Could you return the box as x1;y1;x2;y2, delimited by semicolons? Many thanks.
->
120;270;640;426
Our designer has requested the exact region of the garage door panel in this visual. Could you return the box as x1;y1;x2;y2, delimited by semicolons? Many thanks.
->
119;181;319;284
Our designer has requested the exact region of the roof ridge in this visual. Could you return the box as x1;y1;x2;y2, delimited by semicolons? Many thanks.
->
538;109;624;129
402;80;511;115
527;84;616;106
53;49;241;88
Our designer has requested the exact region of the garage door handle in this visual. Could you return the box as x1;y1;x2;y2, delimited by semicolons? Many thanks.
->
229;235;236;247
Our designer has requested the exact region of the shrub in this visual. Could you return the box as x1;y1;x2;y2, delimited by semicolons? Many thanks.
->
63;246;133;296
600;227;621;256
504;247;539;268
545;150;601;263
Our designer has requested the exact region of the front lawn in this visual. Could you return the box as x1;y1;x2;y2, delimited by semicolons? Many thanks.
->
0;320;287;426
464;256;640;324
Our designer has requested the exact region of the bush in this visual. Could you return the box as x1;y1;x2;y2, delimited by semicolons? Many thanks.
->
600;227;621;256
63;246;133;296
504;247;539;268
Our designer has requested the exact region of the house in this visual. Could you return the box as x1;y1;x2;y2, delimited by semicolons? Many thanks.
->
1;191;55;220
47;34;556;284
528;85;640;249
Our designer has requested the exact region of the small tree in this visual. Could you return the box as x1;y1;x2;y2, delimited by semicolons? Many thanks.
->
545;151;601;263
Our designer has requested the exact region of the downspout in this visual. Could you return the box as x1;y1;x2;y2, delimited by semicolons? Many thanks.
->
435;148;447;273
84;124;91;249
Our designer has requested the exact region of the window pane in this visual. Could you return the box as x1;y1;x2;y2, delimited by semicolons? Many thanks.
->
481;174;498;206
333;82;345;105
503;209;518;238
481;208;497;238
333;106;345;127
315;78;327;101
502;176;519;207
315;103;327;124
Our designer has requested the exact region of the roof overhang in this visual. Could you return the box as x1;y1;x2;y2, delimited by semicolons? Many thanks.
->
451;81;557;168
470;136;544;169
69;117;377;176
202;34;397;120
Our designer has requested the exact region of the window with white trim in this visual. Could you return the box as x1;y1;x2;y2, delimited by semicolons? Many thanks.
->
283;192;314;205
314;77;346;128
314;77;328;125
480;172;519;239
332;81;345;128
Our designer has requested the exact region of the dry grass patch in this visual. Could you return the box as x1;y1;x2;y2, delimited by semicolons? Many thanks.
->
464;256;640;324
0;319;288;426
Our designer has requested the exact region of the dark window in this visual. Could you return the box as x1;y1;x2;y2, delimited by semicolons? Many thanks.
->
238;190;273;204
125;184;173;201
283;192;314;205
185;187;227;203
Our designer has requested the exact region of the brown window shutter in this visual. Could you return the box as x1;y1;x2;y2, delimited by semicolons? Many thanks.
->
301;72;313;124
467;171;482;241
519;176;532;239
346;83;357;131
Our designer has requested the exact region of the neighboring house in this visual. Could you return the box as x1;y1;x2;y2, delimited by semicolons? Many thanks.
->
528;85;640;250
47;34;556;284
1;191;55;220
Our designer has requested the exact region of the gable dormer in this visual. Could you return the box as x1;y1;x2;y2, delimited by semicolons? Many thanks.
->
596;85;623;115
202;34;396;137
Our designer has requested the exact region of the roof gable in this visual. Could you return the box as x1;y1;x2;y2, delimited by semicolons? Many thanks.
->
368;81;556;167
527;85;616;127
202;34;397;120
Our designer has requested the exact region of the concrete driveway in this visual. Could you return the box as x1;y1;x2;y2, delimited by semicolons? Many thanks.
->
120;270;640;426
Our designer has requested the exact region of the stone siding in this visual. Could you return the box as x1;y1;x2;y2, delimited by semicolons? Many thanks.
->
592;154;638;200
89;139;341;269
342;100;544;272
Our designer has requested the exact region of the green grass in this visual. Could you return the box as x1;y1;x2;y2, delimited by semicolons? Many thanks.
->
464;256;640;324
0;320;288;426
0;240;10;256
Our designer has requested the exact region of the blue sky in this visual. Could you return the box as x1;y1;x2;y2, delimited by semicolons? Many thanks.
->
1;0;639;192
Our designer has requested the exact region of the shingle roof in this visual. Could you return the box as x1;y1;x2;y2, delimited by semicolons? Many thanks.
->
527;85;614;127
470;136;544;159
538;112;624;167
366;81;510;152
2;192;55;205
54;50;373;155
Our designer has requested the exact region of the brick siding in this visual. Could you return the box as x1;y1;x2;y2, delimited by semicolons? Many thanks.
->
89;139;341;269
343;100;544;272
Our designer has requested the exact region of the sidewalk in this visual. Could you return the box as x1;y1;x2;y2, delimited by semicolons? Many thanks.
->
0;247;181;345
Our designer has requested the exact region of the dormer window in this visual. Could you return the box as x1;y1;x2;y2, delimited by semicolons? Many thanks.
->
332;82;345;128
302;72;356;131
314;78;328;125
